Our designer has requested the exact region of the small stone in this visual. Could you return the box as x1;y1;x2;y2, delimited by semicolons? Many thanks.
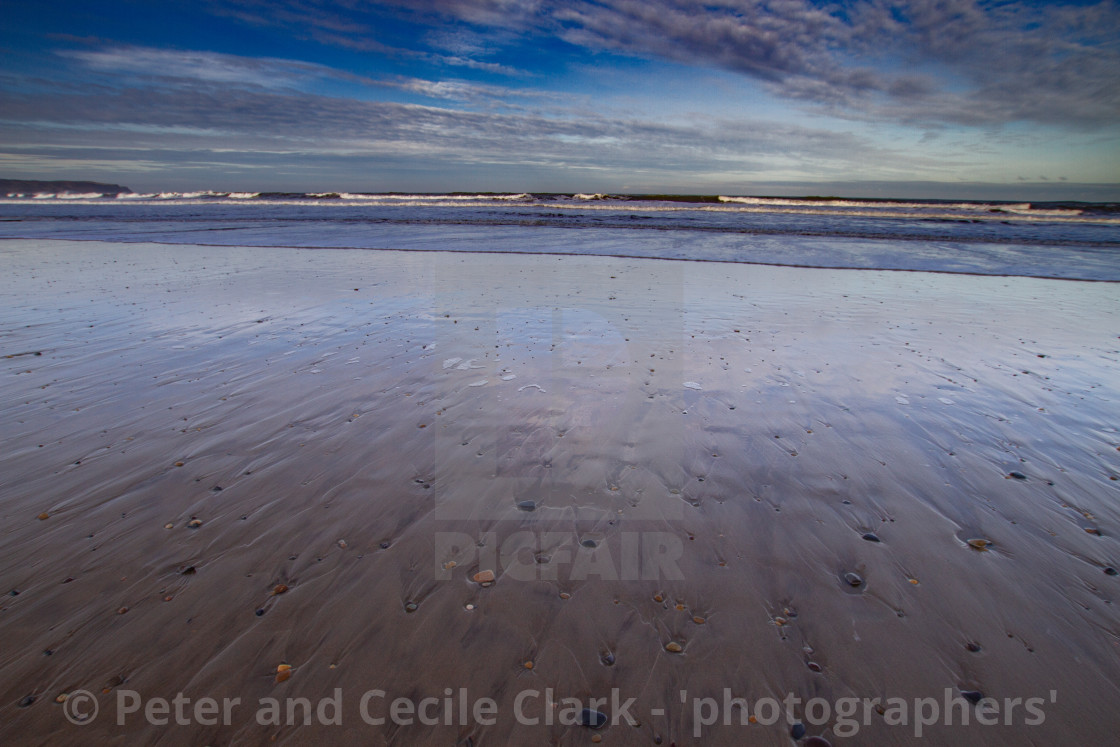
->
908;578;919;585
523;660;534;670
966;538;992;551
581;538;598;548
380;541;390;549
211;486;222;492
961;690;983;704
580;708;607;729
591;735;602;744
175;461;184;467
664;642;683;653
791;722;806;739
692;616;706;624
1008;471;1027;480
37;512;49;521
276;664;292;683
807;661;822;672
516;500;536;512
1105;567;1118;576
164;522;174;529
844;572;863;587
404;602;418;613
465;603;475;610
473;570;495;585
861;532;881;542
117;606;128;615
18;695;35;707
187;519;203;529
600;652;615;666
966;642;981;652
559;592;571;599
55;693;68;703
272;584;289;595
653;593;664;603
337;539;347;548
255;608;265;616
1085;527;1101;536
180;566;196;575
8;589;18;597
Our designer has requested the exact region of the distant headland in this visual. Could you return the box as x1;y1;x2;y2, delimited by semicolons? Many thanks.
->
0;179;132;196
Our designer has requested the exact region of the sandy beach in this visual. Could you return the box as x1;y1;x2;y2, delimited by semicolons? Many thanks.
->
1;238;1118;745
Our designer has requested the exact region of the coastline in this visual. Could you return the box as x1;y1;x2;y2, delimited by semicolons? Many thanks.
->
1;239;1118;745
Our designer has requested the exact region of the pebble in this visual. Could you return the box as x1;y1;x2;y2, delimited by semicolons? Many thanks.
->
55;693;68;703
843;572;863;587
559;592;571;600
8;589;18;597
966;642;982;652
516;500;536;512
791;722;806;739
380;541;391;549
692;616;706;625
1105;567;1118;576
272;584;289;595
807;661;823;672
337;539;347;548
164;522;174;529
18;695;35;707
1008;471;1028;480
591;735;602;744
966;538;992;551
523;660;534;670
37;512;49;521
861;532;881;542
404;602;418;613
473;570;495;585
580;708;607;729
961;690;983;704
664;642;683;653
1085;527;1101;536
117;607;128;615
187;519;203;529
276;664;292;683
581;538;598;548
600;652;615;666
255;608;265;616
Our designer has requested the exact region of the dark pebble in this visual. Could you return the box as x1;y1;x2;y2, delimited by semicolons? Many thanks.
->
581;538;598;548
1105;567;1118;576
791;722;806;739
211;485;223;492
42;649;53;656
254;608;264;616
600;652;615;666
516;500;536;512
807;661;822;672
961;690;983;704
966;642;982;652
1008;471;1027;480
380;541;391;549
180;566;196;575
18;695;35;707
844;572;863;587
861;533;881;542
405;602;418;613
580;708;607;729
8;589;18;596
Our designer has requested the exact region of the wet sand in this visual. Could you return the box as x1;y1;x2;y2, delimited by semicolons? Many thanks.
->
1;239;1118;745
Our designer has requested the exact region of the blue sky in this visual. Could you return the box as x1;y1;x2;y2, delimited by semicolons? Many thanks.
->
1;0;1117;199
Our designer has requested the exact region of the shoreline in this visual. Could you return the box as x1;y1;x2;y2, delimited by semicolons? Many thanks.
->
1;239;1118;745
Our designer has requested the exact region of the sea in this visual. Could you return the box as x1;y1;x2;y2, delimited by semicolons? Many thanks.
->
1;191;1118;281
